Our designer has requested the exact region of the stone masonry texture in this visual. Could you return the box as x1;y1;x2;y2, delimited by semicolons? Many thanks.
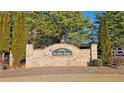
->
25;43;97;68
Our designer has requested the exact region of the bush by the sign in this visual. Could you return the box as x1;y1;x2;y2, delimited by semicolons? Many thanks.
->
92;58;103;66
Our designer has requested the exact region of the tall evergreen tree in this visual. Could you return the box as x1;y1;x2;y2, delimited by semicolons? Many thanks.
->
0;12;10;59
98;16;112;65
12;12;27;68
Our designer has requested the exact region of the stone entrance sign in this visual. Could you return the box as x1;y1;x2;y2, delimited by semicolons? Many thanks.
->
26;43;97;68
52;48;72;56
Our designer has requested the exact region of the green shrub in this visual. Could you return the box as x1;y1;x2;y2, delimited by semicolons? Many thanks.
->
92;58;103;66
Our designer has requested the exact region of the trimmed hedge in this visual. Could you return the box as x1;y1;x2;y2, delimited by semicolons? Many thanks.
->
92;58;103;66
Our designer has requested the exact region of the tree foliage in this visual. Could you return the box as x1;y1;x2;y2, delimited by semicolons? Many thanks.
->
12;12;27;67
98;16;112;65
105;11;124;47
27;11;94;48
0;12;10;56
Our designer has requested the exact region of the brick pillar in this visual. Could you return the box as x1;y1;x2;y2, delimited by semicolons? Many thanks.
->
26;44;33;68
91;44;97;61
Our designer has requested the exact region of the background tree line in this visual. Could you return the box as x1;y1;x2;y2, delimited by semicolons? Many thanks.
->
27;11;94;48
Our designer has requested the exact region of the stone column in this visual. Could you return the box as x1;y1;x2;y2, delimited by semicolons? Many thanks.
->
9;51;13;67
2;53;5;61
91;44;97;61
26;44;34;68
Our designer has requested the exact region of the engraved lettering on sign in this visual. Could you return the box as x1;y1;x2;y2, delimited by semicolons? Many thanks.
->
52;48;72;56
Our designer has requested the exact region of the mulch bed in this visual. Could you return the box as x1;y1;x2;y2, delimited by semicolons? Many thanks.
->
0;66;124;78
